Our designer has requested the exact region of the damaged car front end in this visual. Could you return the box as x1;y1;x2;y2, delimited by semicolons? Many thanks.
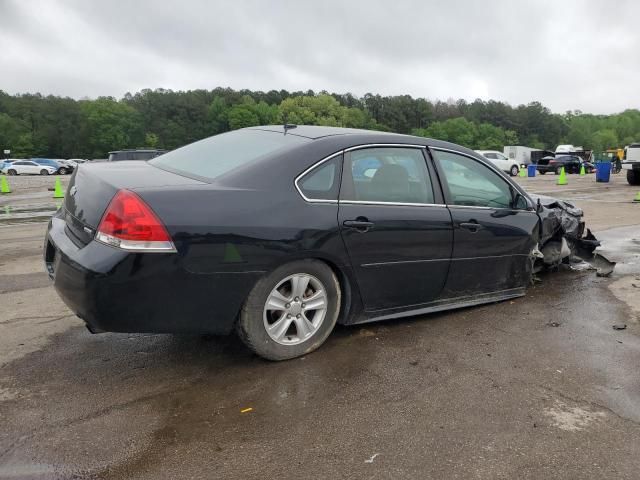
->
530;194;615;276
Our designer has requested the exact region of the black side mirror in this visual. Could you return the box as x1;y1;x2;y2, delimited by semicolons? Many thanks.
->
512;193;529;210
536;197;543;213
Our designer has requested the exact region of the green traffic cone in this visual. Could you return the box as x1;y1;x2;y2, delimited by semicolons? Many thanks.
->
557;167;568;185
0;175;11;194
519;166;526;178
53;177;64;199
634;192;640;203
579;164;586;176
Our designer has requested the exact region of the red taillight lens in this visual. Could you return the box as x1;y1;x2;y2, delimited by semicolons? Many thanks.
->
96;190;175;252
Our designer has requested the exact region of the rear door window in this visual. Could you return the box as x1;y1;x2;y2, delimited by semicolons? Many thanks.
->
341;147;434;204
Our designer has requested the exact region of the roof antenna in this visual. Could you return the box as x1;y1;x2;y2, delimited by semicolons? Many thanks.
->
283;115;297;135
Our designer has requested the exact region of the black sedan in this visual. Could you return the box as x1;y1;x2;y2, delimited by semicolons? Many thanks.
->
536;155;594;175
45;126;560;360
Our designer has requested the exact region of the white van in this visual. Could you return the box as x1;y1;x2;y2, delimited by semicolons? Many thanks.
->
475;150;520;176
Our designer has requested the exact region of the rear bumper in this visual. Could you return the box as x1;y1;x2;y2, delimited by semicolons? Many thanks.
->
622;162;639;171
44;213;261;335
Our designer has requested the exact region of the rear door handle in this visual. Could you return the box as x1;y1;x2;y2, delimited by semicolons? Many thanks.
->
459;222;483;232
343;219;374;232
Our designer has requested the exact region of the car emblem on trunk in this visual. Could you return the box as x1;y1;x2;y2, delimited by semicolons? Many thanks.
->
69;186;77;196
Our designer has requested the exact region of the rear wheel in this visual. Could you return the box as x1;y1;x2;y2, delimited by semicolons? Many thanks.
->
40;169;49;175
555;166;563;175
59;167;68;175
237;259;341;360
539;170;546;175
628;169;640;186
510;165;519;176
7;169;17;176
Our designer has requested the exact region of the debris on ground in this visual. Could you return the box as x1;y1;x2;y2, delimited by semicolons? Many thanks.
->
612;324;627;331
364;453;380;464
547;322;561;327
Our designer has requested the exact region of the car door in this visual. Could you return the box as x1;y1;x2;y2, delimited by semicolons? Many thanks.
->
495;152;511;172
25;161;38;174
338;146;453;312
431;148;539;298
13;161;28;174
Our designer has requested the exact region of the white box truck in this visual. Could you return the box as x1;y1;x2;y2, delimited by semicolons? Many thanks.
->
503;146;541;166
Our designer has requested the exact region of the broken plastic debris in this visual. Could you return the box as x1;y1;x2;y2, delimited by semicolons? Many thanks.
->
612;324;627;331
240;407;253;413
364;453;380;464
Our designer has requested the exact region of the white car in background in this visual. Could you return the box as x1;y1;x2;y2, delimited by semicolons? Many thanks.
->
2;160;57;175
475;150;521;176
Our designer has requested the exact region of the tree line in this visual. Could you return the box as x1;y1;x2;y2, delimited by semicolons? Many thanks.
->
1;87;639;159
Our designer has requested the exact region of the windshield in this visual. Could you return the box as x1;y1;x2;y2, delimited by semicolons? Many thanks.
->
150;129;310;181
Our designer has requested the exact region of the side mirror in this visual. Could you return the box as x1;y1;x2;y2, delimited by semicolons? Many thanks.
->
536;197;543;213
511;192;529;210
513;193;529;210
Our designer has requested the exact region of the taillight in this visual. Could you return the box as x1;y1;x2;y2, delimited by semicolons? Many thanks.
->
95;190;176;252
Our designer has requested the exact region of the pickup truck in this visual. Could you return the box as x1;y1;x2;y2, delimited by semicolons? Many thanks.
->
622;143;640;185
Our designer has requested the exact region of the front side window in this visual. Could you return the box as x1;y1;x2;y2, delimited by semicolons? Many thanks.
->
496;153;508;161
483;153;497;159
297;155;341;201
433;150;514;208
342;147;434;204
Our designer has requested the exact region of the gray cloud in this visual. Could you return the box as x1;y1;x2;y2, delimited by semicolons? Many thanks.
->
1;0;638;113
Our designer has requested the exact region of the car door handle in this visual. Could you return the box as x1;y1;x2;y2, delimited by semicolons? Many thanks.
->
343;219;374;232
459;222;484;232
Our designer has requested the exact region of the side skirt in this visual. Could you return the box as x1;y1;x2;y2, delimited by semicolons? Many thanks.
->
350;288;526;325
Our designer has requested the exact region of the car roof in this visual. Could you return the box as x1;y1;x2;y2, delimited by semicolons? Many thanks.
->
245;125;470;153
108;149;167;154
249;125;399;139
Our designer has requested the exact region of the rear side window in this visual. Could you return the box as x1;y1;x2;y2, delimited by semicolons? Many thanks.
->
150;129;310;181
297;155;342;201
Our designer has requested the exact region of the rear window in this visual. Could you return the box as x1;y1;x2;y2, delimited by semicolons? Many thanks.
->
150;129;310;180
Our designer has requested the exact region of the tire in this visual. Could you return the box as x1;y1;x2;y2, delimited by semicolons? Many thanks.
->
555;166;563;175
628;169;640;186
7;169;17;176
539;171;546;175
510;165;519;176
40;169;49;175
237;259;341;361
59;167;68;175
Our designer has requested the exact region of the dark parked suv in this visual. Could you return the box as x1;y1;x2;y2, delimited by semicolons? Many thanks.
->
536;155;594;175
107;149;167;162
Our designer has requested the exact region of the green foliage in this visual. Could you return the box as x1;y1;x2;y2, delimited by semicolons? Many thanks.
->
0;88;639;158
145;132;159;148
79;98;143;158
413;118;519;150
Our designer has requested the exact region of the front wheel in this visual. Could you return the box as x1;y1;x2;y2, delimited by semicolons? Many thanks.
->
237;259;341;360
59;167;68;175
40;169;49;175
7;169;17;176
510;165;519;176
555;166;563;175
539;170;546;175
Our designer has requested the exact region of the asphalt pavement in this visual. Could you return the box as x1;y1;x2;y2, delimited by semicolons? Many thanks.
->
1;172;640;479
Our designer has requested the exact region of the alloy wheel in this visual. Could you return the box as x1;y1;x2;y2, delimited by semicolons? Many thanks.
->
263;273;327;345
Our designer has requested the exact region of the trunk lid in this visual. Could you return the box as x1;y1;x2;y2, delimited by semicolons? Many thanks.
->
63;162;204;246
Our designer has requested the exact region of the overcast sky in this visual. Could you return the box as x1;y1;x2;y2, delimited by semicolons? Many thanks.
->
1;0;638;114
